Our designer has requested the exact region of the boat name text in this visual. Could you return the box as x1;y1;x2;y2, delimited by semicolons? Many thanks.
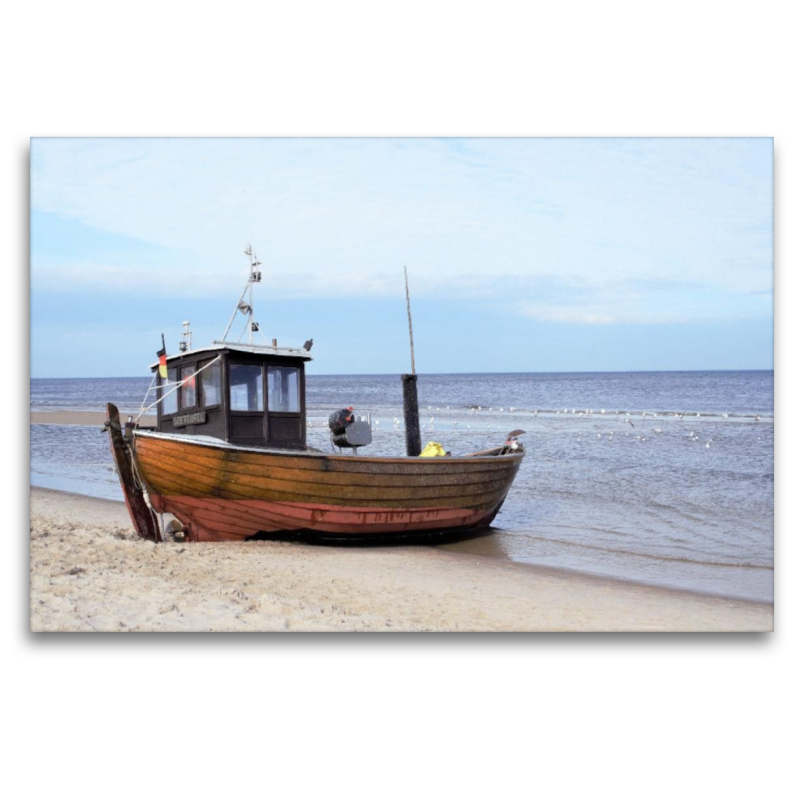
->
173;411;207;427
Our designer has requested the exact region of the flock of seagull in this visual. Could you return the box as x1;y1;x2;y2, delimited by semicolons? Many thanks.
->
321;406;769;450
371;404;522;432
318;405;762;450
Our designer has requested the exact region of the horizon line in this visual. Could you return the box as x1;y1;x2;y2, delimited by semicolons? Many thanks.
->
30;367;775;380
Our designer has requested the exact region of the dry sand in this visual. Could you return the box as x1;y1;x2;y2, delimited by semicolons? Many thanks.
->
29;487;773;632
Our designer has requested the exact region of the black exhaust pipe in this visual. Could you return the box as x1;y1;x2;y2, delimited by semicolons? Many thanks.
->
401;373;421;457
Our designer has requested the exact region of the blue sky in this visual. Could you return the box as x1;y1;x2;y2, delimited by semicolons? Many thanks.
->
30;138;773;377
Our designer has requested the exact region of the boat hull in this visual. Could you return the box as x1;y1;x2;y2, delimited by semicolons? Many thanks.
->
132;431;523;542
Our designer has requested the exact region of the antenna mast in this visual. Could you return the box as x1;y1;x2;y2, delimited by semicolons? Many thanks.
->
220;244;263;343
404;265;416;374
400;265;421;456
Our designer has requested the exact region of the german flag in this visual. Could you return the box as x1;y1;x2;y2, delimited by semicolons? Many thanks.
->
157;334;167;379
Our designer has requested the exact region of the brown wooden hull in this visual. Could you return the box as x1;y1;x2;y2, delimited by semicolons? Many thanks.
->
132;431;523;542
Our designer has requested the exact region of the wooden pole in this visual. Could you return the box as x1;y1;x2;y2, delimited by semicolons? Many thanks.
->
401;374;422;457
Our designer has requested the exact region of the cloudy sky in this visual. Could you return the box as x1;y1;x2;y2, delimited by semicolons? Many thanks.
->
30;137;772;377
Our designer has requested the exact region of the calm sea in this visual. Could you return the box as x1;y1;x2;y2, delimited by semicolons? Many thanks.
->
30;371;774;602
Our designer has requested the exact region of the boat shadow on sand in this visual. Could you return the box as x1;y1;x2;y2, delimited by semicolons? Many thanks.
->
245;525;497;548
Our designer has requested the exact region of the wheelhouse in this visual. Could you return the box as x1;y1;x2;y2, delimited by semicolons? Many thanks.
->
151;342;312;450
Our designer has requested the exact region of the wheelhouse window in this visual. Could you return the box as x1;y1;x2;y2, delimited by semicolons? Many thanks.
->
268;366;300;412
179;366;197;409
162;367;178;415
201;359;221;406
230;363;264;411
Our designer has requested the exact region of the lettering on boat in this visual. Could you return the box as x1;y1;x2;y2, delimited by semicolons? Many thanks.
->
173;411;207;427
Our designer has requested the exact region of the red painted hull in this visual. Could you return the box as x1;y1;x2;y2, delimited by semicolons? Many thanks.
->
148;495;503;542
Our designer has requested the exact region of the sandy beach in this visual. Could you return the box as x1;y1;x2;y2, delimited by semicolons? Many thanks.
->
29;487;773;632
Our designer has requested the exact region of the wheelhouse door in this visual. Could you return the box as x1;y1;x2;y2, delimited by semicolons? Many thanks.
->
266;365;304;448
228;362;266;444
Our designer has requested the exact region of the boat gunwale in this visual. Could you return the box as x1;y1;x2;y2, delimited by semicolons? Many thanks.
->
133;428;525;466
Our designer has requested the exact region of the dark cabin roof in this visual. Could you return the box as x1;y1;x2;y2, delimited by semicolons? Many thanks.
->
150;341;313;369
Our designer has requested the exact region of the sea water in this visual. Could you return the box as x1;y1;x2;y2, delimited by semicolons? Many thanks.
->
30;371;774;602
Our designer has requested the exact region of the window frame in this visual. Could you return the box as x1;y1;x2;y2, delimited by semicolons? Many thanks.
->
178;364;200;410
228;361;265;413
266;365;301;415
160;366;179;417
200;358;222;409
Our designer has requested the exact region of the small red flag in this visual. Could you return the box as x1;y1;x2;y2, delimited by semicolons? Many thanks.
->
157;334;167;379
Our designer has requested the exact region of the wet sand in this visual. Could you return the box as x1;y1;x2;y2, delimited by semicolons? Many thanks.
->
29;487;773;632
31;411;156;426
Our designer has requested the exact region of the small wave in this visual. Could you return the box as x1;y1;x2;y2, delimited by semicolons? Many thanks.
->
461;406;772;416
492;527;773;571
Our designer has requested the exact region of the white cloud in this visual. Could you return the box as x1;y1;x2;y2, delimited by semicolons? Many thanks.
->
31;137;773;306
519;306;618;325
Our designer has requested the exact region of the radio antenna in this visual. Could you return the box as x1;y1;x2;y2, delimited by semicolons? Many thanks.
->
221;244;263;343
404;265;416;374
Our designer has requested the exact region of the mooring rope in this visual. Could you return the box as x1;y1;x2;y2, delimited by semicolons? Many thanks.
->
135;371;158;419
134;355;222;422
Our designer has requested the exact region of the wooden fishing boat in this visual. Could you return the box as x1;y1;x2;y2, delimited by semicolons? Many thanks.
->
107;248;524;542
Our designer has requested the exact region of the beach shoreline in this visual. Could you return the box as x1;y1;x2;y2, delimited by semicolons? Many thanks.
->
29;487;773;632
